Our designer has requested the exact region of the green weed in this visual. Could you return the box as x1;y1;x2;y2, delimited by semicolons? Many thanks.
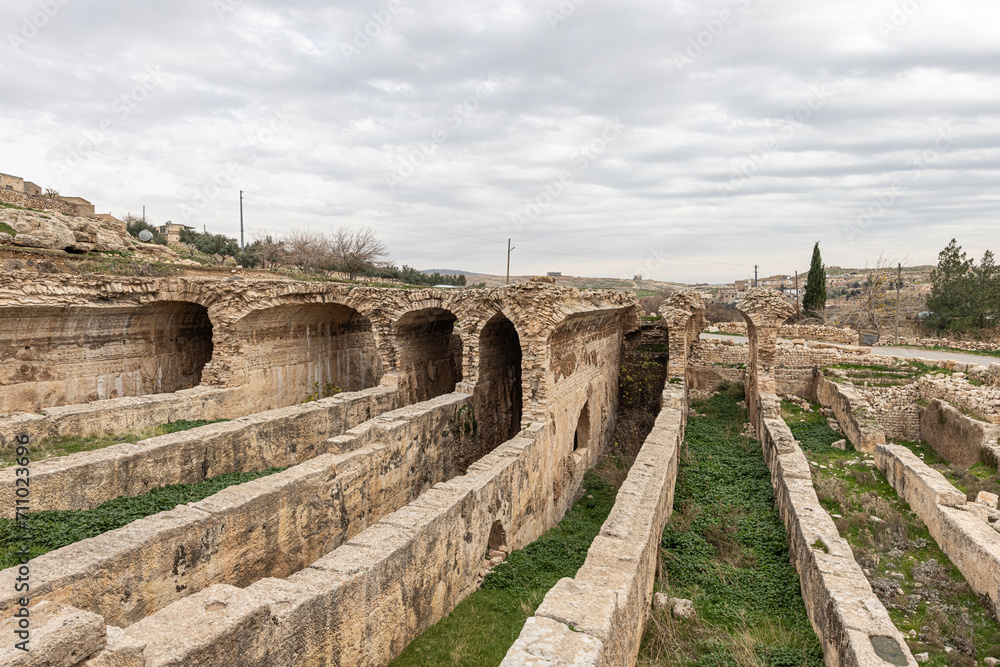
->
640;388;823;666
390;473;618;667
0;466;284;569
1;419;227;467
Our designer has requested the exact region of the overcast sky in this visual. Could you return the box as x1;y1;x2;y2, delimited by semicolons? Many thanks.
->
1;0;997;283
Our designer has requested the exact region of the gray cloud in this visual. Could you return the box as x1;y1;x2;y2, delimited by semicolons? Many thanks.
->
1;0;998;282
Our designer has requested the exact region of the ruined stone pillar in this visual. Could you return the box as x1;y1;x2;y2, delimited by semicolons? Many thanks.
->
660;307;692;381
736;288;794;425
659;291;707;381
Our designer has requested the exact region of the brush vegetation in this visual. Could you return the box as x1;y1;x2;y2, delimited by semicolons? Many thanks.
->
785;399;1000;666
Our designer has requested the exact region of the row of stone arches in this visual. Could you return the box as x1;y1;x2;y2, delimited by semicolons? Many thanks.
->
0;300;525;445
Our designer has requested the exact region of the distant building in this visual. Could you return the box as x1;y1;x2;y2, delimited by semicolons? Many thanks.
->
23;181;42;196
547;272;562;277
57;196;95;216
95;213;124;225
157;221;196;244
0;172;25;192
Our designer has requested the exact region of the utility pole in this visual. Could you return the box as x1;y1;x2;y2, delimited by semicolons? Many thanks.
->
754;265;759;288
894;262;902;345
506;239;516;285
794;271;800;316
142;205;145;224
239;190;244;250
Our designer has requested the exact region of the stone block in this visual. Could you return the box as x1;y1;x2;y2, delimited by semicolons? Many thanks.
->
0;601;106;667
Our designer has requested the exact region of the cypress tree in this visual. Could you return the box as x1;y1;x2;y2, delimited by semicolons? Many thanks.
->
803;242;826;317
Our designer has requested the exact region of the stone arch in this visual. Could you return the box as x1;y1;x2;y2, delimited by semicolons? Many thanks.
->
472;312;523;456
393;307;463;405
0;300;214;413
232;302;383;407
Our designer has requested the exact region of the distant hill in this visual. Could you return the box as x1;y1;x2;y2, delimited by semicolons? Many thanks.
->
420;269;481;276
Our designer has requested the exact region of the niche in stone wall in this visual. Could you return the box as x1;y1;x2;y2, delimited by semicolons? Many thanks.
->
573;401;591;454
394;307;463;405
0;301;214;413
488;519;508;552
234;302;383;406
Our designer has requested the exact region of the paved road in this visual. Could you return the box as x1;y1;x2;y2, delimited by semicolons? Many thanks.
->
700;333;997;368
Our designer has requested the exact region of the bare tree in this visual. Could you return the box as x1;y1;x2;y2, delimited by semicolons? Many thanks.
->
842;253;908;335
330;225;388;280
281;229;330;270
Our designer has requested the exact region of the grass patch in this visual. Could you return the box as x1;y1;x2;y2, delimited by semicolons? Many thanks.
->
0;466;284;569
639;384;824;666
0;419;227;467
389;472;618;667
790;422;1000;663
0;221;16;236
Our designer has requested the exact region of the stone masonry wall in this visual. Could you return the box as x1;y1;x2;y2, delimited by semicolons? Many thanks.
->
0;386;252;453
712;321;861;345
875;444;1000;620
815;377;887;453
918;373;1000;425
0;393;468;628
0;273;636;423
0;385;397;516
919;399;1000;469
0;187;95;217
852;383;922;443
738;288;916;667
501;384;687;667
65;418;578;666
761;418;915;666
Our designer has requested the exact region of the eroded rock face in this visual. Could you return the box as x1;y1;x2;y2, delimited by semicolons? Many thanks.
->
0;208;135;253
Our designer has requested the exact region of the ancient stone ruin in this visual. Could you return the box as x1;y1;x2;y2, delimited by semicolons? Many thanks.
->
1;279;999;666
